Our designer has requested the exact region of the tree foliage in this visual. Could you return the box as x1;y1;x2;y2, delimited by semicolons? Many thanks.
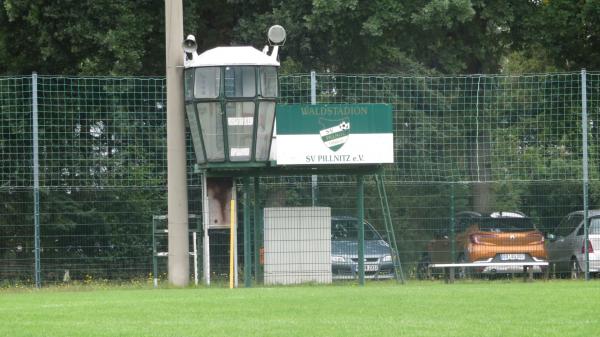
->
0;0;164;75
1;0;597;76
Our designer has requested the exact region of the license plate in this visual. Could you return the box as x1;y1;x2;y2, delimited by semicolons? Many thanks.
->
365;264;379;272
500;254;525;261
354;264;379;272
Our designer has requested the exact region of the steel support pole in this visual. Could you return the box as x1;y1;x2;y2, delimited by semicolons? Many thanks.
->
376;174;404;283
449;183;456;282
310;71;317;105
581;69;590;281
233;182;238;288
165;0;189;286
193;231;198;286
243;177;252;287
32;72;41;288
254;178;263;284
357;175;365;286
202;174;211;286
152;217;158;288
310;71;318;206
252;177;260;283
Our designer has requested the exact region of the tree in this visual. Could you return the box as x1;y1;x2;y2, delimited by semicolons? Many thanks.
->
0;0;265;76
524;0;600;71
235;0;536;74
0;0;164;75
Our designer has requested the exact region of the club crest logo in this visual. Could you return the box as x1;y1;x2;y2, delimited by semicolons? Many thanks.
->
319;119;350;152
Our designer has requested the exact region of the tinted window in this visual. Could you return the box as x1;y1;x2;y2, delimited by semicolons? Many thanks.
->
455;219;469;232
554;215;570;236
454;212;482;232
476;217;535;232
558;214;583;237
331;219;382;241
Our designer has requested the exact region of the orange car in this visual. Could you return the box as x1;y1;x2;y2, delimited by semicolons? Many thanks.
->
418;211;548;277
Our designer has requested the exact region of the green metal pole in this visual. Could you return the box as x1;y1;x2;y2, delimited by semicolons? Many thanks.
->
253;178;261;283
376;174;404;283
32;72;41;288
581;69;590;280
449;183;456;282
357;175;365;286
197;216;202;284
152;217;158;288
311;71;319;207
243;176;252;287
258;194;264;284
450;183;456;262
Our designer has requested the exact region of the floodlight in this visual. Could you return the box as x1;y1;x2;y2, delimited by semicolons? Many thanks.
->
268;25;286;45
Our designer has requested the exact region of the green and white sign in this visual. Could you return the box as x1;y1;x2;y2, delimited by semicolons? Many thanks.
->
276;104;393;165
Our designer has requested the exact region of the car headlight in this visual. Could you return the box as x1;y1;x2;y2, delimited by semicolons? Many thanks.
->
331;256;346;263
382;255;392;262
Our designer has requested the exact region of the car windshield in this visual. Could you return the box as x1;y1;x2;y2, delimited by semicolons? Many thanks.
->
473;217;536;232
331;219;383;241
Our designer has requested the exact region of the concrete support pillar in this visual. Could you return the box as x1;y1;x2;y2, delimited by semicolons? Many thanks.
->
165;0;189;286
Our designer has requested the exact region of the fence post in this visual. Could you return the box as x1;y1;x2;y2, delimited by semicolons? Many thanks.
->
31;72;41;288
243;176;252;287
357;174;365;286
449;183;456;282
253;178;262;283
581;69;590;281
311;71;318;207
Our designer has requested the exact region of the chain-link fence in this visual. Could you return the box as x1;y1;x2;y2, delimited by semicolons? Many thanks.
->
1;72;599;286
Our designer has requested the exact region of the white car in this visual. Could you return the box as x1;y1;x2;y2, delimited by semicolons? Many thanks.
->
546;210;600;278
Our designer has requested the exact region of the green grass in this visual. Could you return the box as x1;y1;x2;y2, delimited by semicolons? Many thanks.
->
1;281;599;337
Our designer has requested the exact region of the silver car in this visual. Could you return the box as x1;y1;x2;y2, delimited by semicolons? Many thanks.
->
330;216;395;280
546;210;600;278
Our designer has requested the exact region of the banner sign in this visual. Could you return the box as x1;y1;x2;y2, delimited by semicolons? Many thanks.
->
275;104;393;165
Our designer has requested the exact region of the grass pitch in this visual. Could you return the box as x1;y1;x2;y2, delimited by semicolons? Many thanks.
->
1;280;599;337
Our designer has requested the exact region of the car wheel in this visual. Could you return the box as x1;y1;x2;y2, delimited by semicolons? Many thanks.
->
457;254;471;279
417;254;431;280
571;257;582;280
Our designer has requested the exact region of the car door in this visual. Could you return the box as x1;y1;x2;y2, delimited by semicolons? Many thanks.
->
573;220;587;267
569;216;600;271
550;213;583;271
546;216;566;263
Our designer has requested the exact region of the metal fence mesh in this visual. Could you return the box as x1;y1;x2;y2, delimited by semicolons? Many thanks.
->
281;72;593;183
1;71;599;286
